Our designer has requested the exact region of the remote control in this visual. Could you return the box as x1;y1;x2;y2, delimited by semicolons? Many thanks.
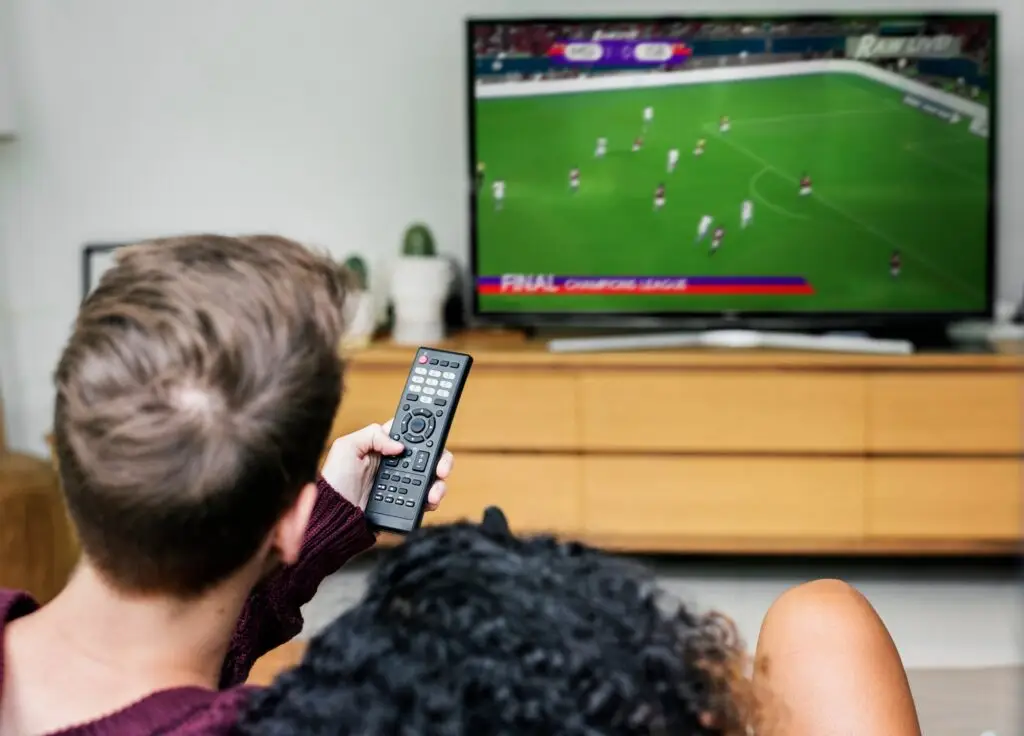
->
364;347;473;534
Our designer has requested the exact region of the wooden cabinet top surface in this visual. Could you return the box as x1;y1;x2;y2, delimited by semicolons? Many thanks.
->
343;331;1023;371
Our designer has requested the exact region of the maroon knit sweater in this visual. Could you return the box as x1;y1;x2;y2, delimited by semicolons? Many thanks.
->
0;477;376;735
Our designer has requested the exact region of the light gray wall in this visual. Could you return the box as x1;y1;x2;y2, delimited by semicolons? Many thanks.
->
1;0;1021;456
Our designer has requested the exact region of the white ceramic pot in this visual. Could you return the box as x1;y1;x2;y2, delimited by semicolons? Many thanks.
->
341;290;376;350
389;256;451;345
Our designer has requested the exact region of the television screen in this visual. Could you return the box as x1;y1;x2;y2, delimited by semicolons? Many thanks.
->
468;15;996;324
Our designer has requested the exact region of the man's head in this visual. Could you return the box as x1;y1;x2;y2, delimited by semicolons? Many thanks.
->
242;509;756;736
53;234;350;598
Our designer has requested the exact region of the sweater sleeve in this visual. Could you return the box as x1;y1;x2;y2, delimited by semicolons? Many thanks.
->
218;478;376;688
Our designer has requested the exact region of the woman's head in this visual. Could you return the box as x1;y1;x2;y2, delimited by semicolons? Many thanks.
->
54;234;350;598
243;508;755;735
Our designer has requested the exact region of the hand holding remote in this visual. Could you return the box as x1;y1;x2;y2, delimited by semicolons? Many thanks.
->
321;421;454;511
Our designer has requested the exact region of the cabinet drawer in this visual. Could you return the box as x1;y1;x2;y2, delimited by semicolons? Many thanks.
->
582;457;865;542
426;453;582;535
867;459;1022;540
580;371;866;452
331;369;579;451
868;374;1022;454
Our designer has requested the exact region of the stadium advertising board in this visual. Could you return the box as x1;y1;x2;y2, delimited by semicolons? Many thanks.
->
846;34;962;60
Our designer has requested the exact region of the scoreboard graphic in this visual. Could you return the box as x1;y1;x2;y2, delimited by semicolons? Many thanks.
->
546;39;692;67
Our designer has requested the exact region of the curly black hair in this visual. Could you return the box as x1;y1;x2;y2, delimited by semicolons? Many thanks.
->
239;508;755;735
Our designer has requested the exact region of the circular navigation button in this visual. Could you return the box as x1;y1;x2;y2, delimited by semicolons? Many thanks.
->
408;416;427;434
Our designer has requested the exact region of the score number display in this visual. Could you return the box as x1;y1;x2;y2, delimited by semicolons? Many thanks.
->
547;40;692;67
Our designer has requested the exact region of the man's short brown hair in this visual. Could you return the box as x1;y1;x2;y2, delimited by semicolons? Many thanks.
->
53;234;350;597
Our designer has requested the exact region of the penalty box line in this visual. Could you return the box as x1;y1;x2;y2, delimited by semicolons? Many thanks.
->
702;123;984;302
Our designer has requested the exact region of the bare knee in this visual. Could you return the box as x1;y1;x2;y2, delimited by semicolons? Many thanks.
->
760;578;875;643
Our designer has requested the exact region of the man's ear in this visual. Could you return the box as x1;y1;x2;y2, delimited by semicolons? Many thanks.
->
271;481;318;565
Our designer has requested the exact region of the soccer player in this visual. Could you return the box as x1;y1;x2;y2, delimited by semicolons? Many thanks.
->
890;250;902;278
719;115;731;133
569;167;580;192
653;183;666;211
643;106;654;131
476;161;486;190
741;199;754;228
632;136;643;152
595;137;607;158
694;138;706;157
492;179;505;211
710;226;725;254
696;214;713;243
799;173;813;196
667;148;680;173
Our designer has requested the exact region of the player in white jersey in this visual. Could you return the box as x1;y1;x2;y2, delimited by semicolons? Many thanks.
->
741;199;754;228
595;137;607;158
696;214;713;243
667;148;680;173
492;179;505;211
710;226;725;254
653;183;666;211
643;106;654;131
694;138;706;157
719;115;731;133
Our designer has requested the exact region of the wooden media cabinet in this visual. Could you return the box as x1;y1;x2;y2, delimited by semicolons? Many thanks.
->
330;333;1022;556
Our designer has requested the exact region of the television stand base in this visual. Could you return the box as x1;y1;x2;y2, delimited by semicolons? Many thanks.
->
546;330;914;355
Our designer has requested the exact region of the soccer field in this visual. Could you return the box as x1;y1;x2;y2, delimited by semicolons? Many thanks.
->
474;72;990;314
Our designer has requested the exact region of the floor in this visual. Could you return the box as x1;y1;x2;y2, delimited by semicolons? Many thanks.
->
301;553;1023;735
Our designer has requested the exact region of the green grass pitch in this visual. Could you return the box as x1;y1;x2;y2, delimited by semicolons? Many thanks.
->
473;72;990;314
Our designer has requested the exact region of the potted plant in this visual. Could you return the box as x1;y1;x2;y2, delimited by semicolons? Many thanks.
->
340;254;375;349
389;224;451;345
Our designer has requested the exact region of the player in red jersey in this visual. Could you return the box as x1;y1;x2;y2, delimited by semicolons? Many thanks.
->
710;226;725;254
799;173;813;196
890;250;901;278
653;183;666;211
569;167;580;192
632;136;643;152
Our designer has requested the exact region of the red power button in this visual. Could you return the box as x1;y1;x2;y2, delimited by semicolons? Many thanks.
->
418;354;428;364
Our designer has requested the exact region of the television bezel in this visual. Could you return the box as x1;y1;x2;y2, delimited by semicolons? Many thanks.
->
465;13;998;332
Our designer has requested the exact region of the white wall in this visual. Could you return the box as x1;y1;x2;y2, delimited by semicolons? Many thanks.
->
1;0;1022;455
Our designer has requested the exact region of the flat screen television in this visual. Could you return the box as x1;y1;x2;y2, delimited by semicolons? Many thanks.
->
466;14;997;336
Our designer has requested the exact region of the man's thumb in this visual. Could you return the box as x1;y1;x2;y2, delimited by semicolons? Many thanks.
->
360;422;405;456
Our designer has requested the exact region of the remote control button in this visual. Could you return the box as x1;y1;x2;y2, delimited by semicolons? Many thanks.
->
442;371;455;379
428;369;441;378
437;389;450;398
413;367;427;375
400;415;411;433
425;379;439;387
418;355;428;364
429;359;439;365
385;496;394;503
435;409;444;416
423;387;436;395
426;440;434;448
376;483;386;490
403;448;413;457
450;361;460;368
402;404;410;411
387;486;398;493
419;396;433;404
401;475;412;483
423;417;436;437
397;487;407;495
412;408;430;417
412;450;430;473
401;461;410;468
439;360;449;367
405;394;417;401
374;493;384;501
434;399;447;407
390;433;400;441
380;472;390;480
411;376;424;384
384;458;399;467
439;381;452;389
409;385;422;393
404;433;424;444
412;478;422;486
408;416;427;434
